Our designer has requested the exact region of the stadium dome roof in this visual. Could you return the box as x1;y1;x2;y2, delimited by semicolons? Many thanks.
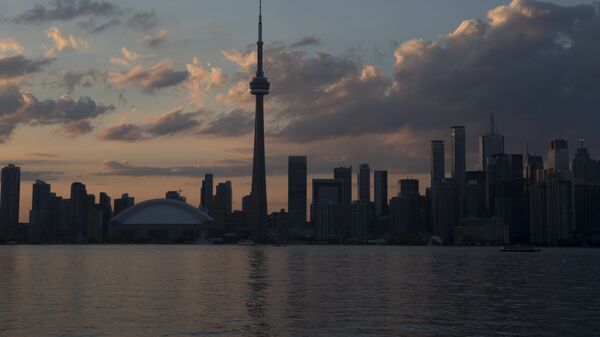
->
111;198;212;225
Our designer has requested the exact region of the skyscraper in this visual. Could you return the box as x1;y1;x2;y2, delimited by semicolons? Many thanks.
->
451;126;466;188
431;140;445;188
114;193;135;216
334;166;352;207
358;164;371;204
29;180;51;243
374;170;388;218
249;1;270;242
288;156;307;230
479;115;504;170
548;139;569;174
214;181;233;230
0;164;20;241
70;182;88;239
200;174;214;215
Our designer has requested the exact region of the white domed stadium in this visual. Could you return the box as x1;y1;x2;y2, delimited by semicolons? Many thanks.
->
108;198;214;243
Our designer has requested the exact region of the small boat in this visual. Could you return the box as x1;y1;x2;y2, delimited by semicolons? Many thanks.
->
500;245;541;252
237;240;256;246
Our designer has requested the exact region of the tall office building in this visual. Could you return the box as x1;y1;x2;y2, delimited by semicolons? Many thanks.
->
288;156;307;230
312;179;343;241
214;181;233;230
530;176;573;245
70;182;88;239
29;180;51;243
464;171;486;218
249;1;271;242
114;193;135;216
431;178;459;242
572;140;599;181
431;140;445;188
0;164;20;241
98;192;112;241
374;170;388;218
548;139;569;173
524;151;544;184
479;115;504;170
200;174;214;215
357;164;371;204
451;126;466;188
573;183;600;237
399;179;419;197
334;166;352;207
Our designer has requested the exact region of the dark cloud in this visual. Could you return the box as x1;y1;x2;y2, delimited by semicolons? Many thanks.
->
0;84;114;142
26;153;62;158
200;109;254;137
77;17;121;33
0;55;52;80
21;170;64;181
13;0;158;33
97;160;252;178
128;10;158;31
13;0;121;24
108;60;188;93
62;70;100;93
99;109;202;142
146;109;201;136
222;0;600;158
57;120;94;138
98;123;145;142
291;36;322;48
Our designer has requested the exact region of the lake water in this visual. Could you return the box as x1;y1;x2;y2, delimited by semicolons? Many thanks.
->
0;246;599;337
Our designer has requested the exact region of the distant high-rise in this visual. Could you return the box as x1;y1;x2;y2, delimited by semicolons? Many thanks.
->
431;140;445;188
311;179;343;241
479;115;504;170
374;170;388;217
200;174;214;215
114;193;135;216
357;164;371;204
451;126;466;187
166;191;186;203
98;192;112;241
464;171;486;218
572;139;599;181
288;156;307;230
399;179;419;197
0;164;20;241
530;176;573;245
249;0;271;242
334;166;352;207
431;178;459;242
70;182;88;238
548;139;569;173
525;150;544;184
214;181;233;230
29;180;51;243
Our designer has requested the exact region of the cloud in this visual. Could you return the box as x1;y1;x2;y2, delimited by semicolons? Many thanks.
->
128;10;158;31
200;109;254;137
217;0;600;155
45;27;89;53
97;160;252;178
62;70;99;92
0;55;52;81
138;29;168;48
56;119;93;138
291;36;322;48
186;57;227;106
21;170;64;181
0;38;26;57
13;0;121;24
77;17;121;33
110;47;153;67
0;84;114;142
98;123;145;142
98;108;203;142
108;60;188;93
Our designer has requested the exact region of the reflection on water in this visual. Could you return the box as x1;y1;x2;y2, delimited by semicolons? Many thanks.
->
0;246;599;337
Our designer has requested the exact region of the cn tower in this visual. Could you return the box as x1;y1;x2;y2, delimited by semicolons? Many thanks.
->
249;0;270;242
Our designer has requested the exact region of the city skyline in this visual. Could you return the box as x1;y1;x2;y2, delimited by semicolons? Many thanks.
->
1;0;600;221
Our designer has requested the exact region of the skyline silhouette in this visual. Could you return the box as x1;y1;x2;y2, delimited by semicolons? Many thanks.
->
1;0;600;222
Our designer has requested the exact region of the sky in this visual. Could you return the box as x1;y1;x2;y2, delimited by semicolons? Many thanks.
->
0;0;598;221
